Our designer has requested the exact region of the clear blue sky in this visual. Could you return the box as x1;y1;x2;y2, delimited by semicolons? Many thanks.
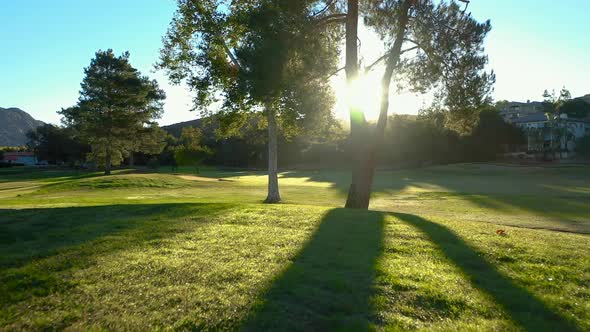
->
1;0;589;125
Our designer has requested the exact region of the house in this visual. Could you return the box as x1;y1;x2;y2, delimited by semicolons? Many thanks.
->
499;95;590;158
2;152;38;166
512;112;590;155
499;101;545;123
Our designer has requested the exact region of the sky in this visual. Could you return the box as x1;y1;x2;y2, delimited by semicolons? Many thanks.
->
1;0;589;125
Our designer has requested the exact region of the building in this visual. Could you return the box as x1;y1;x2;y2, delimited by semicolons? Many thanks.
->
2;152;38;165
512;112;590;155
499;96;590;157
498;101;545;122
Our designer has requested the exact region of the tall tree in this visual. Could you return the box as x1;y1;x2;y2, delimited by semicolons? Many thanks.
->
341;0;494;208
60;50;165;175
159;0;339;203
542;87;574;158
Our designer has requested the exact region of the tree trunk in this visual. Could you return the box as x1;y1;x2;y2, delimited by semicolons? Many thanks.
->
104;148;112;176
344;0;367;208
345;0;411;209
265;105;281;203
129;152;135;168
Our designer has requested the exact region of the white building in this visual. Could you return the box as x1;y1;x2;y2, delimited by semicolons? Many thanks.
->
512;112;590;154
499;101;545;123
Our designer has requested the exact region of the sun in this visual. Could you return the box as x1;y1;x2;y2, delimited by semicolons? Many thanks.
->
332;69;428;122
342;73;383;121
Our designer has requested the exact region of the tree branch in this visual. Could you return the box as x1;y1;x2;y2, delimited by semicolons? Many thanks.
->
400;45;419;54
315;13;348;26
364;53;389;73
221;42;241;70
459;0;470;15
364;46;418;73
326;66;346;79
312;0;338;17
201;8;242;70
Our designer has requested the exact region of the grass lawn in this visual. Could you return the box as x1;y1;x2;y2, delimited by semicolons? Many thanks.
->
0;164;589;330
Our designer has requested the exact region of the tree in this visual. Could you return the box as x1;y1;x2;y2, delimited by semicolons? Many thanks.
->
26;124;89;164
542;87;576;158
60;50;165;175
559;99;590;119
468;107;525;160
341;0;494;208
542;87;571;112
127;125;168;167
158;0;339;203
173;127;212;173
576;134;590;158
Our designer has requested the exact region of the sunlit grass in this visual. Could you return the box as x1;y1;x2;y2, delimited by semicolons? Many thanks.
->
1;164;589;330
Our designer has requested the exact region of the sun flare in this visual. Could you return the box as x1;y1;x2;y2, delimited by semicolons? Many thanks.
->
343;74;383;120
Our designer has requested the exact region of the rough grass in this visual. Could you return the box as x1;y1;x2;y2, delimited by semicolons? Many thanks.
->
0;164;589;331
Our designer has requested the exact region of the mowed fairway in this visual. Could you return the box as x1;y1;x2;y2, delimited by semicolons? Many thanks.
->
0;164;589;330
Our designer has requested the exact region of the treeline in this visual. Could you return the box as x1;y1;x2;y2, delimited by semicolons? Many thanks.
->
27;106;525;170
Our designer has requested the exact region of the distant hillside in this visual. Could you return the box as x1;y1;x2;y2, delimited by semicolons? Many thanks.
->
0;107;44;146
162;118;204;138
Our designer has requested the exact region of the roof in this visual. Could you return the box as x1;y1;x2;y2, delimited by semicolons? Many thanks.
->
3;151;34;156
513;112;590;124
512;112;547;123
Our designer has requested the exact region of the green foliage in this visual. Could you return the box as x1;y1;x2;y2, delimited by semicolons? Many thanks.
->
467;107;525;160
127;125;168;166
60;50;165;172
576;135;590;157
0;146;27;152
158;0;339;136
26;124;89;164
559;98;590;118
161;108;523;169
542;87;574;115
363;0;495;124
172;127;212;170
382;108;525;164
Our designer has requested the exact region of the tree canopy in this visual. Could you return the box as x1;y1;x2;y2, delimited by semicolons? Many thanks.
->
60;50;165;175
26;124;89;165
159;0;342;202
158;0;494;207
341;0;495;208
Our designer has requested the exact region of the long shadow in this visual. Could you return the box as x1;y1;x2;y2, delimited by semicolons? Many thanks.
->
0;203;231;269
0;167;103;183
371;164;590;232
394;212;580;331
241;208;385;331
0;202;233;308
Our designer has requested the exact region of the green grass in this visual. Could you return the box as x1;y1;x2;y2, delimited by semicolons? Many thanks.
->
0;164;589;330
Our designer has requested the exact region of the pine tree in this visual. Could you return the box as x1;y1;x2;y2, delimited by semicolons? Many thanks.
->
60;50;165;175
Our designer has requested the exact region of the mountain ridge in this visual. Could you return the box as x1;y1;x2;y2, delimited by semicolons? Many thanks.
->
0;107;44;146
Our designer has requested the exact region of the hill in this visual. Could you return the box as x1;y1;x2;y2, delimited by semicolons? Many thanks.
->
161;118;203;138
0;107;44;146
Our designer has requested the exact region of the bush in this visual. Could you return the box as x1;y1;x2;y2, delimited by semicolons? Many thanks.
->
576;135;590;157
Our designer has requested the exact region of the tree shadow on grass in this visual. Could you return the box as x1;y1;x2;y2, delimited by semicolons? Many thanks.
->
0;203;233;308
241;208;385;331
0;167;137;183
394;212;580;331
0;203;232;269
